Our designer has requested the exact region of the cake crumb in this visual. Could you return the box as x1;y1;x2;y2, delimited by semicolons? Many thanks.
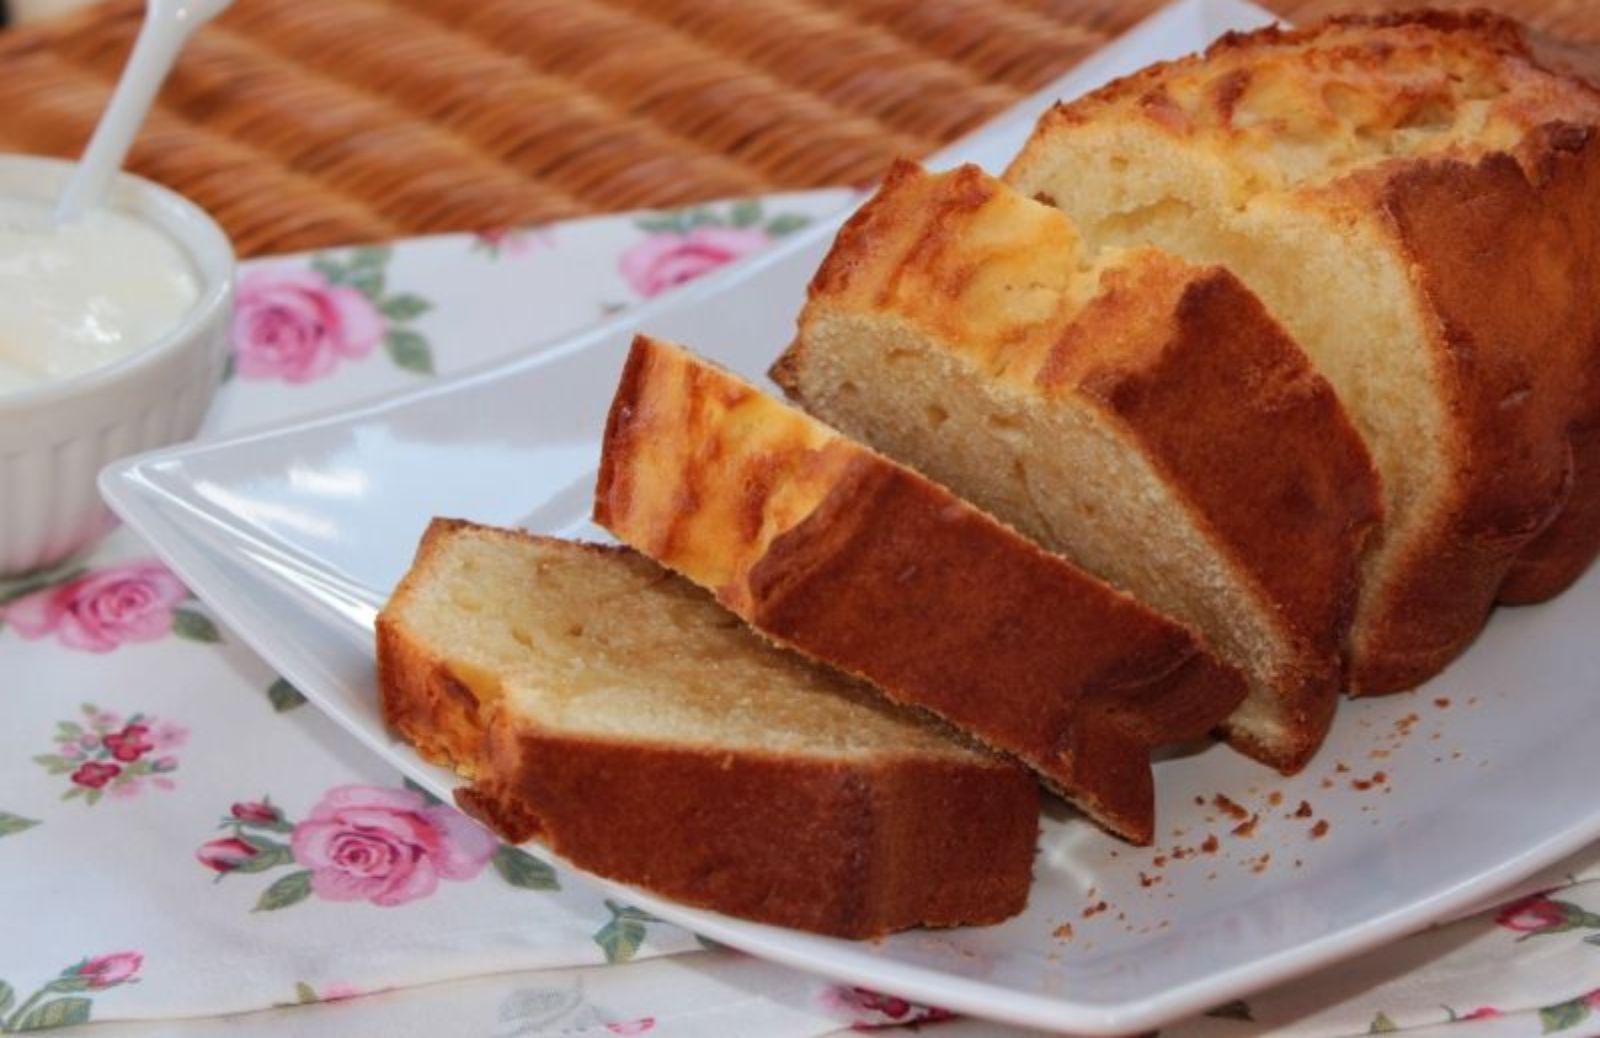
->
1293;800;1313;819
1368;748;1391;759
1268;791;1283;807
1250;853;1272;874
1335;761;1351;773
1053;923;1074;940
1152;855;1167;868
1231;814;1259;838
1212;794;1249;820
1193;795;1206;806
1138;872;1162;889
1320;777;1335;790
1433;697;1451;708
1310;819;1330;840
1200;834;1220;854
1082;900;1109;919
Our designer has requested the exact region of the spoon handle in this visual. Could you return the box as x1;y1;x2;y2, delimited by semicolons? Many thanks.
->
55;0;232;222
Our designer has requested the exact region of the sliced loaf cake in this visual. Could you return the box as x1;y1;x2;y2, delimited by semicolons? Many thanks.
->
1006;11;1600;691
377;519;1040;937
595;334;1248;844
774;161;1380;773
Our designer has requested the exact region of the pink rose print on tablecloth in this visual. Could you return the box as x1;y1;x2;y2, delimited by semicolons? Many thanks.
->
0;559;218;653
291;784;498;907
198;782;558;912
605;1019;655;1035
230;248;435;383
819;985;955;1030
73;953;142;990
1495;893;1600;940
0;951;142;1031
232;268;383;383
620;201;810;299
471;227;552;259
35;704;185;805
620;227;769;298
197;836;263;874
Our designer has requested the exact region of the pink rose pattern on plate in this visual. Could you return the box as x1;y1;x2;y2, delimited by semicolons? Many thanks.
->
620;201;810;299
0;559;218;653
0;952;142;1032
33;704;185;805
197;782;558;912
230;247;435;383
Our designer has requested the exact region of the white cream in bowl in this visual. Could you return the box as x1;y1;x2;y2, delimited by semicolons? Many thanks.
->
0;197;200;395
0;155;234;577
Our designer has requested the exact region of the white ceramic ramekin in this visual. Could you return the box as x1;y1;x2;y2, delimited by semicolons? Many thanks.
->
0;155;234;577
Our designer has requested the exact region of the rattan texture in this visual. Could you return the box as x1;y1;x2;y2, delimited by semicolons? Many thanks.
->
0;0;1592;256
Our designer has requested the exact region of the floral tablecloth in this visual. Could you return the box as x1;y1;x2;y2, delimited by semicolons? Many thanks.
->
2;189;1598;1037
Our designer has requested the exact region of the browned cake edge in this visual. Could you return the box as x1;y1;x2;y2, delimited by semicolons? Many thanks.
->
1079;265;1379;763
376;519;1039;938
456;726;1039;939
774;162;1381;771
1010;12;1600;692
1344;121;1600;687
597;335;1251;843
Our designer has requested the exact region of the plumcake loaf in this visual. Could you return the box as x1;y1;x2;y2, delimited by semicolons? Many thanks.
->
377;519;1039;938
595;334;1248;844
774;161;1380;773
1006;11;1600;692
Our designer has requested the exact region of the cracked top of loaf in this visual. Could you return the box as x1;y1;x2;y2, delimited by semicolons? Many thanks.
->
1041;10;1600;189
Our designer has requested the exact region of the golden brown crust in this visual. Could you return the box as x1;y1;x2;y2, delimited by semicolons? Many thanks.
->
1496;121;1600;603
1076;265;1376;757
457;724;1038;939
1337;125;1600;674
1007;11;1600;693
376;519;1040;938
375;518;495;776
597;334;1248;843
780;163;1378;770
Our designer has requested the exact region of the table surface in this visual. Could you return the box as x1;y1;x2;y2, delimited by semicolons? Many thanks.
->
0;0;1596;257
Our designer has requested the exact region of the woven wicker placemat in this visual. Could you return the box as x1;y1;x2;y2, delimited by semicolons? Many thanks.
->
0;0;1594;256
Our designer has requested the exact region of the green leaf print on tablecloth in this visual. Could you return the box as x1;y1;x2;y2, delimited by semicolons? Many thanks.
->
594;901;662;965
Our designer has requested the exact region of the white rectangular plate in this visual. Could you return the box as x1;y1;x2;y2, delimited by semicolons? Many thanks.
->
101;2;1600;1033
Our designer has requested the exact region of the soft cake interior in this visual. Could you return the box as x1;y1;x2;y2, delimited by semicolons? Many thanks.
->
389;526;984;762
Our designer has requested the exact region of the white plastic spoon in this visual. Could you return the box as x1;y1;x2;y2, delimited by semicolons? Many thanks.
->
55;0;232;223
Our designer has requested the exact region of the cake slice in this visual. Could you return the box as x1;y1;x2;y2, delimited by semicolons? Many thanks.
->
1005;11;1600;691
595;334;1248;844
377;519;1039;938
774;161;1380;773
